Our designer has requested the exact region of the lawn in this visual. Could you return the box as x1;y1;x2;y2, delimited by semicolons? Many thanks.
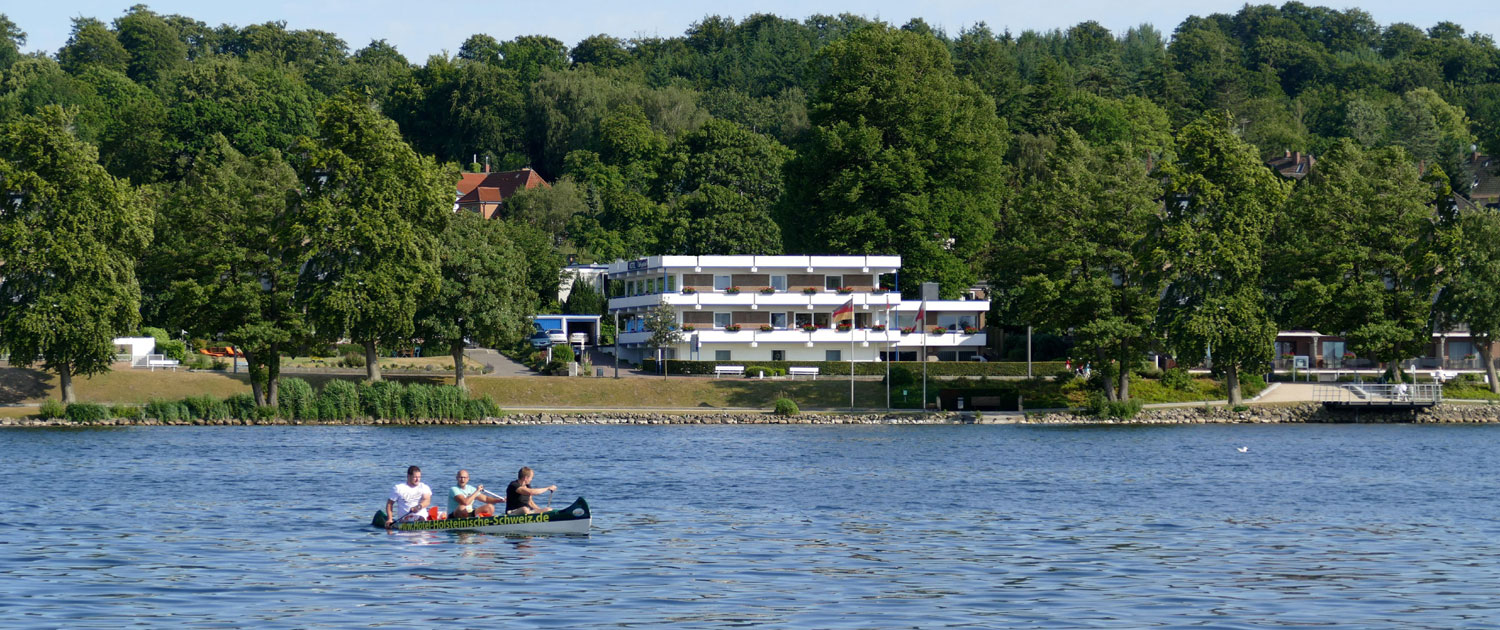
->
0;367;896;411
1442;381;1500;400
280;355;486;371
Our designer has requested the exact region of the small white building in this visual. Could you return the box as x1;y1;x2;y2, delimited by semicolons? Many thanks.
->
112;337;156;364
559;263;609;304
606;255;989;364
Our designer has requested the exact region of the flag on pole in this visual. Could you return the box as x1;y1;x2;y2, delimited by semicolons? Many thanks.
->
913;301;926;329
832;298;855;325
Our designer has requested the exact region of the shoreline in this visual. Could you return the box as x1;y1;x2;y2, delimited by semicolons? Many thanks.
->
6;402;1500;426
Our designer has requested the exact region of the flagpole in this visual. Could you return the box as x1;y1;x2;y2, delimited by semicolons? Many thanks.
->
885;304;891;410
849;317;855;411
921;301;927;414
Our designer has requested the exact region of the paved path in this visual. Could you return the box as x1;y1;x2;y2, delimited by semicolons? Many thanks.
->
1250;382;1324;403
463;348;536;377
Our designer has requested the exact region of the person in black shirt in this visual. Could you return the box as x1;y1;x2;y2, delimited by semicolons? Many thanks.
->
505;466;557;515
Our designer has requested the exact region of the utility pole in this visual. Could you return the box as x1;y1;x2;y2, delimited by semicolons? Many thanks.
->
613;310;619;378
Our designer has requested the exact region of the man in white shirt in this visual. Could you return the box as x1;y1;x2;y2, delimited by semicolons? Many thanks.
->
386;465;433;528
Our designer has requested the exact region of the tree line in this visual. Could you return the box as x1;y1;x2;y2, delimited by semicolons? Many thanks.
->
2;5;1500;405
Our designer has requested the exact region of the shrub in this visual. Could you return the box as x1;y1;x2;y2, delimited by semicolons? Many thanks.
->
278;378;316;420
1162;368;1193;391
360;380;406;420
1232;404;1250;412
37;399;65;419
885;365;917;387
1238;372;1268;396
1084;392;1143;419
210;359;229;371
468;395;502;419
224;394;257;419
186;355;213;370
65;402;110;423
339;351;366;368
254;405;279;421
317;379;363;420
747;367;784;377
183;395;229;421
158;339;188;362
143;398;187;422
552;344;575;363
773;398;800;416
110;404;140;419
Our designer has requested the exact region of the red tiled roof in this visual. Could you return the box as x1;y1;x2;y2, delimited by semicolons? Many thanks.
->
455;169;550;209
1266;150;1315;180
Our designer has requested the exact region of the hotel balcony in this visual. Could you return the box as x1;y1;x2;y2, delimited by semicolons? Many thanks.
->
609;289;903;311
615;328;987;348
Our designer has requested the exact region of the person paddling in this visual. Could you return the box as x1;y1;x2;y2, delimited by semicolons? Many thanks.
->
505;467;557;515
448;469;503;518
386;465;432;528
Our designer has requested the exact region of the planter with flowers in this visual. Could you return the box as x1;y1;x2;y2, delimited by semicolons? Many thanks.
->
760;324;774;332
835;286;854;295
681;287;696;295
801;324;819;332
682;324;696;332
870;324;887;332
759;287;776;294
962;326;981;335
802;287;818;295
930;326;947;335
836;323;852;332
900;327;916;334
726;323;742;332
724;286;741;295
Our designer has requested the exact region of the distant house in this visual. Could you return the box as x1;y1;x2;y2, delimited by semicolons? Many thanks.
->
1266;150;1315;180
454;167;550;219
1462;151;1499;209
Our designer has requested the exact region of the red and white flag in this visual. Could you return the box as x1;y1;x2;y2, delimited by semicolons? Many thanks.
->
913;301;926;329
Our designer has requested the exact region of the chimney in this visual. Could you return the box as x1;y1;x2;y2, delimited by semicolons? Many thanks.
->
1307;154;1315;168
484;156;490;174
1284;149;1290;158
1293;151;1301;164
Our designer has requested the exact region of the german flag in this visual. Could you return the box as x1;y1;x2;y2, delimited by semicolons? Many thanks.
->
832;297;855;325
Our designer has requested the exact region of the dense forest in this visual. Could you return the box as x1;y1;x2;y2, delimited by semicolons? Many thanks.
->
3;4;1500;404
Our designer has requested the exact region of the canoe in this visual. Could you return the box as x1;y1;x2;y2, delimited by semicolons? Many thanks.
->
371;497;591;535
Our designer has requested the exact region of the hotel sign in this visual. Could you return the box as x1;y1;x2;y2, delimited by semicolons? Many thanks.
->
627;258;649;271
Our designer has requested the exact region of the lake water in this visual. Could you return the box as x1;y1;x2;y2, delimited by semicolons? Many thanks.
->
4;423;1500;628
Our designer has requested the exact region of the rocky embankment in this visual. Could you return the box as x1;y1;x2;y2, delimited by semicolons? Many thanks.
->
1019;402;1500;424
0;411;963;427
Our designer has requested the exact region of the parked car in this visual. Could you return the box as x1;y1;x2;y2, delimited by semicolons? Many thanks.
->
529;331;553;349
569;332;588;346
547;329;567;344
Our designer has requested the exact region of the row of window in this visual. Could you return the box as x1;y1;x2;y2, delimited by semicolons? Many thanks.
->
620;274;880;296
692;313;976;330
705;349;980;361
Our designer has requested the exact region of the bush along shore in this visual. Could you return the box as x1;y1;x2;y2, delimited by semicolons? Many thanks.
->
1019;403;1500;425
2;410;962;427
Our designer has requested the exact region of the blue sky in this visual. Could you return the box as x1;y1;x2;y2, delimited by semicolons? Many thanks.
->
8;1;1498;61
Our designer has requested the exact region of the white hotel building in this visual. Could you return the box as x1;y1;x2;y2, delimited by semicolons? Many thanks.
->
606;255;990;364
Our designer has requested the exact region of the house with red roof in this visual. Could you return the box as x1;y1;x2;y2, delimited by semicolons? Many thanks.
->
454;167;550;219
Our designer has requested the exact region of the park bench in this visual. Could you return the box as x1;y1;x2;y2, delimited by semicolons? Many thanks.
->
145;354;180;371
788;366;819;380
714;365;746;378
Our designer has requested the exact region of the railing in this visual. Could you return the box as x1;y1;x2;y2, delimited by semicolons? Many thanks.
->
1315;383;1442;405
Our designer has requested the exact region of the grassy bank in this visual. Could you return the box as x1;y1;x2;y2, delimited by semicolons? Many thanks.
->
0;367;893;410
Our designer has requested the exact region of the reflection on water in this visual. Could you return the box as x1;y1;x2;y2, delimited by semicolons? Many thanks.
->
5;424;1500;628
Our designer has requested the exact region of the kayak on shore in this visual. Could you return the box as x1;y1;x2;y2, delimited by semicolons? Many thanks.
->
372;497;592;535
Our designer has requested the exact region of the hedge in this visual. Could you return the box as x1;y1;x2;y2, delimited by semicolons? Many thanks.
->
641;359;1067;378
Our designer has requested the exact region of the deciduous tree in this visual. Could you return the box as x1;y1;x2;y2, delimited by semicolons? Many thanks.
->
415;212;531;390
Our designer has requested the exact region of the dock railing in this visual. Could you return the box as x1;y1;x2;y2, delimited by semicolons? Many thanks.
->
1315;383;1442;405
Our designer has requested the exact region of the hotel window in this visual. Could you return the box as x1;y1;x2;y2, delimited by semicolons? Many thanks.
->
824;275;842;290
714;275;732;290
794;312;813;327
646;278;655;294
825;350;841;361
770;312;788;328
626;280;635;296
770;275;787;291
666;275;677;292
771;350;785;361
715;350;732;361
714;312;732;328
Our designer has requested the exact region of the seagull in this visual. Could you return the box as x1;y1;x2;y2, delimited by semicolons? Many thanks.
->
1237;446;1249;453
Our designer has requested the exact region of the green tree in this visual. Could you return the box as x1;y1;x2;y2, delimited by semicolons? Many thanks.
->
504;178;588;246
992;132;1161;401
114;6;187;84
1156;112;1291;405
0;14;24;70
503;218;566;312
294;94;450;381
782;25;1009;297
415;212;531;390
146;137;304;406
1434;209;1500;391
0;107;152;402
563;273;605;315
1267;140;1446;372
58;17;130;76
641;300;684;371
657;118;789;254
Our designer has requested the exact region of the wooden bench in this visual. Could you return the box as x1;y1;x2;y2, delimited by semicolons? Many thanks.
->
714;365;746;378
788;366;819;380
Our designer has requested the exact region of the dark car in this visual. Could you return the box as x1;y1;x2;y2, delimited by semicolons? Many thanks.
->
528;331;553;349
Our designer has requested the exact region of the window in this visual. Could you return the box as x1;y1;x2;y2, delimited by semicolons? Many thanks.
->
646;278;655;294
794;312;814;327
771;275;787;291
715;350;732;361
937;314;974;331
666;275;677;292
626;280;635;296
771;350;785;361
714;312;732;329
770;312;788;328
825;350;842;361
714;275;731;290
825;275;842;290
